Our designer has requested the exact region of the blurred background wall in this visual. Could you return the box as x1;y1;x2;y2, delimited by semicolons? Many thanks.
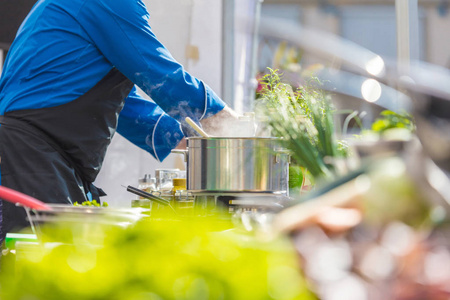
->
260;0;450;68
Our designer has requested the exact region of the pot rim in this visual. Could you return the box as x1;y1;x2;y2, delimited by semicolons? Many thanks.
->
187;136;280;140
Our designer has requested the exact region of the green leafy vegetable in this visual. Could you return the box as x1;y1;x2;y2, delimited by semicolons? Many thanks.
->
0;218;316;300
256;68;347;181
371;110;415;133
74;199;108;207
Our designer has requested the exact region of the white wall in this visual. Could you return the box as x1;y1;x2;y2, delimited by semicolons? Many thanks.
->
95;0;223;207
187;0;223;94
142;0;223;93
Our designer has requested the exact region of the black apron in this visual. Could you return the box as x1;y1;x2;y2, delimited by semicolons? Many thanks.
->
0;68;134;237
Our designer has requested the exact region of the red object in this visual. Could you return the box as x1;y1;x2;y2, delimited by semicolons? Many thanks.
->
0;185;52;211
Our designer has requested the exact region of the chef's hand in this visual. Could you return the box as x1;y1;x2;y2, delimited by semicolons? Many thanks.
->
200;105;239;136
175;137;187;149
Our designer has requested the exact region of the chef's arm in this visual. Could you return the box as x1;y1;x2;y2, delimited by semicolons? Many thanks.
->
78;0;227;126
117;87;184;162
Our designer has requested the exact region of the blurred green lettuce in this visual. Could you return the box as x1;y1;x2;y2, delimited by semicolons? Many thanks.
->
1;218;316;300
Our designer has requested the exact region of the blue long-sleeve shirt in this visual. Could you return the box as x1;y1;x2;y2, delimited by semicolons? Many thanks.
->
0;0;226;161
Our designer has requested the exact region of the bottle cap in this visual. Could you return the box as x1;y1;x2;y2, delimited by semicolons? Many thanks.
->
138;174;151;183
172;178;187;188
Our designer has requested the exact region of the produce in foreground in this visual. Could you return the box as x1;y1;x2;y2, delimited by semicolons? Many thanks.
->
1;218;316;300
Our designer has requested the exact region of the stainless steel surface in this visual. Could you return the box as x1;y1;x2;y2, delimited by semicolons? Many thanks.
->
24;204;149;244
29;204;147;224
184;137;289;195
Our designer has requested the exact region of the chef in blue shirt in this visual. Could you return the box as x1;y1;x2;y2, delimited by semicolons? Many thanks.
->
0;0;238;240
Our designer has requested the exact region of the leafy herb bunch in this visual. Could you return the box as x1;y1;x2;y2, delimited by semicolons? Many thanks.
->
371;110;415;134
256;68;347;180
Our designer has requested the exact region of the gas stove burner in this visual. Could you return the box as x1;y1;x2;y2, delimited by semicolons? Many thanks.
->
190;190;286;196
192;192;290;216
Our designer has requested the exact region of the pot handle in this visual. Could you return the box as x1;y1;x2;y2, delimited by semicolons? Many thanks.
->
0;185;52;211
171;149;188;162
274;149;291;164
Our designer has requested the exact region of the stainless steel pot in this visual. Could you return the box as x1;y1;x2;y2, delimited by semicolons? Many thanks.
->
173;137;289;195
